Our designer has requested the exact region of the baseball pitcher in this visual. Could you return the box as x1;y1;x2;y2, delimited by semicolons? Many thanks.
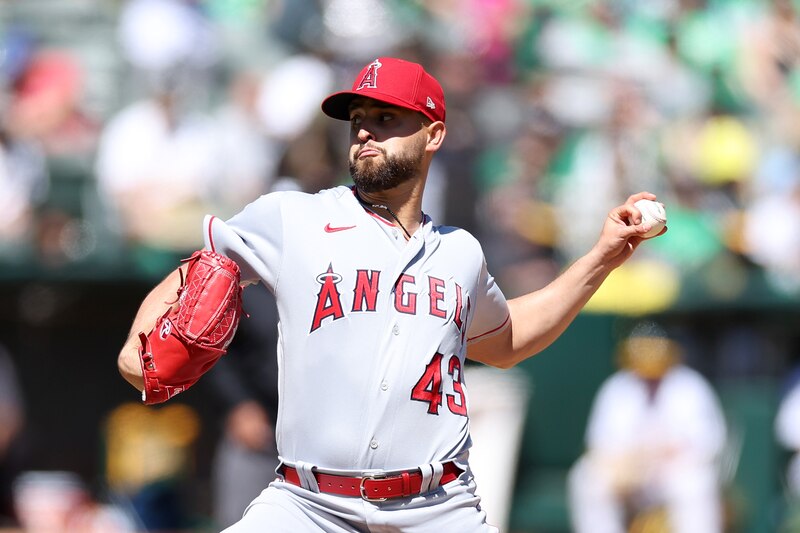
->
117;57;665;532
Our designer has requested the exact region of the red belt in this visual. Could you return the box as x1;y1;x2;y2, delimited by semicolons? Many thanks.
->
280;462;462;502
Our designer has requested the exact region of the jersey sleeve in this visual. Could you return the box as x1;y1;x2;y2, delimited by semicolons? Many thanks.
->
204;192;286;289
466;255;509;344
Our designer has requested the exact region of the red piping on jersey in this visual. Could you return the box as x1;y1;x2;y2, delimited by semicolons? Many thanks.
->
207;215;217;252
351;187;395;227
366;210;430;228
467;313;510;343
365;209;396;227
351;186;429;229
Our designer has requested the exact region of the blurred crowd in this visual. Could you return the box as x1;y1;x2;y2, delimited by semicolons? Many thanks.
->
0;0;796;299
0;0;799;531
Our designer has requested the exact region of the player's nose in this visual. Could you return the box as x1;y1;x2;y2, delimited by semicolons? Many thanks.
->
356;126;375;143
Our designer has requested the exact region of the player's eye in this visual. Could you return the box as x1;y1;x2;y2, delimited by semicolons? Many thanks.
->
349;111;395;130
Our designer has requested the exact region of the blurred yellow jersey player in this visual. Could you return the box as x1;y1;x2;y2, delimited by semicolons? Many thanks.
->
568;322;729;533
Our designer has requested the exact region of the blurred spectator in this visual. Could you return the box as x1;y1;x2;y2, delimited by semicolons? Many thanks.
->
103;402;200;531
671;0;753;114
202;0;277;70
776;364;800;529
736;0;800;140
117;0;218;100
551;79;664;262
0;118;49;259
532;4;671;126
567;322;728;533
210;54;338;218
210;68;281;220
476;103;565;296
4;49;100;157
13;471;136;533
0;344;25;528
423;0;528;83
260;0;324;57
94;70;222;269
273;116;342;194
205;283;280;530
425;50;483;233
776;367;800;492
255;53;335;144
319;0;411;63
646;28;712;121
0;35;104;268
742;145;800;294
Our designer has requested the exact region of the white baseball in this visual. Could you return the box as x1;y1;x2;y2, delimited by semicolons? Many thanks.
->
631;199;666;238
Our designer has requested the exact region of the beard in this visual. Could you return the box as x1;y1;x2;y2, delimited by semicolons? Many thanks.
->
349;138;425;193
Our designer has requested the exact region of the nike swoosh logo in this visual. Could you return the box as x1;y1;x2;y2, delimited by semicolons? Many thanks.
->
324;223;357;233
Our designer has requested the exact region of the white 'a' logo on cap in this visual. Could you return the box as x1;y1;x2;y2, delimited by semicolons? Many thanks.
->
357;59;382;90
426;97;436;110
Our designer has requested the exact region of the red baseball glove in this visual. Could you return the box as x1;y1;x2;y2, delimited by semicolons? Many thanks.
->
138;250;243;405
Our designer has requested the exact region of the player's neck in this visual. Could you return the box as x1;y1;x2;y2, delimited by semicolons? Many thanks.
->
354;185;424;239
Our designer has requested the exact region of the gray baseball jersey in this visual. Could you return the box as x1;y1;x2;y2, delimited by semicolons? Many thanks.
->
204;185;509;473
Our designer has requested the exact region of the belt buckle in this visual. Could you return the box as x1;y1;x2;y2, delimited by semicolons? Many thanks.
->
359;473;388;502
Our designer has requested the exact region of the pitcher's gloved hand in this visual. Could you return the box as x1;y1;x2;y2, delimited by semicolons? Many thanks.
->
139;250;243;404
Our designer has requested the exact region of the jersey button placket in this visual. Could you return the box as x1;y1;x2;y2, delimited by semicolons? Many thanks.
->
370;439;379;450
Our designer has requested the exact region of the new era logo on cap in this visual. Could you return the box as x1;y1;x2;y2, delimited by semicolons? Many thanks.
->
321;57;446;124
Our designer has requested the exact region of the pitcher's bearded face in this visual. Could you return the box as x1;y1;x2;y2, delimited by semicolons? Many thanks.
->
349;135;425;193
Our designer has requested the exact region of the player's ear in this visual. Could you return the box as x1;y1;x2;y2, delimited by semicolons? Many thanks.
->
425;121;446;152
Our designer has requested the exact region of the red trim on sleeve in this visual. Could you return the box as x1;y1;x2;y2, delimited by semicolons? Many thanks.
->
467;314;510;343
207;215;217;252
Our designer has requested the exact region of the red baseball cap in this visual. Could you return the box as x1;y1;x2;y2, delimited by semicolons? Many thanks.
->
321;57;445;124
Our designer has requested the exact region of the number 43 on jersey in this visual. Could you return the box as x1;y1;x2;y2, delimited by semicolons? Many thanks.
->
411;353;467;416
